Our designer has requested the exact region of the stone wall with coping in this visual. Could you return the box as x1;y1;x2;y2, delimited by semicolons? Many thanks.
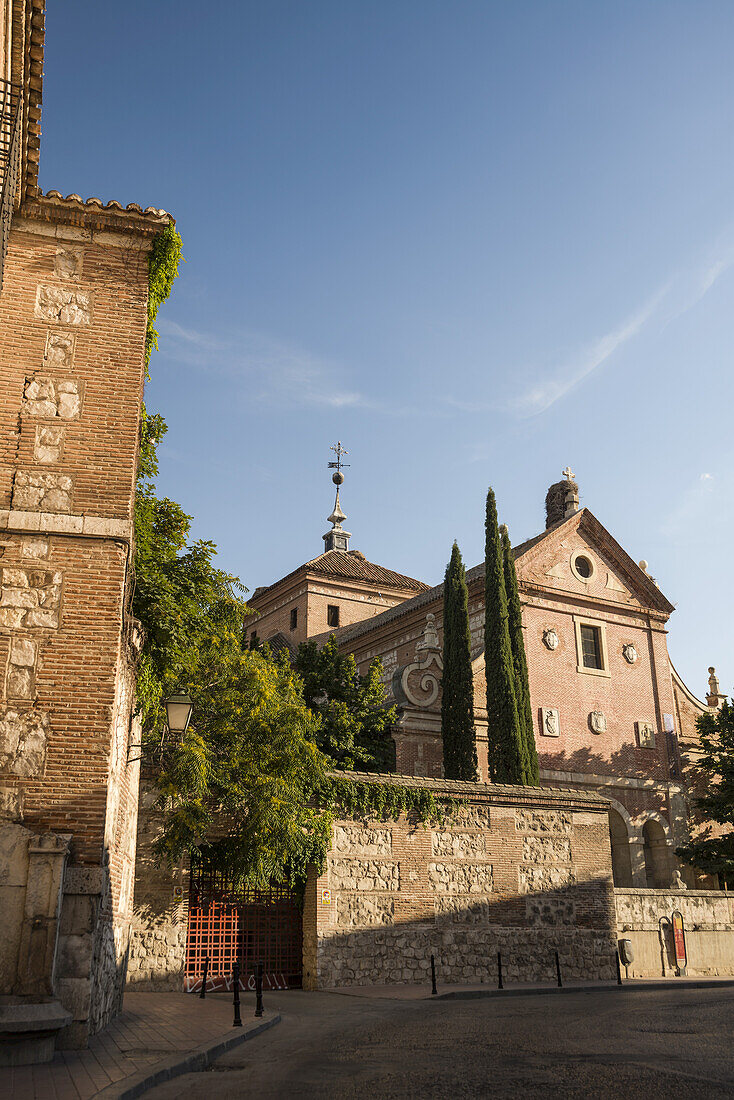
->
614;888;734;977
303;777;618;990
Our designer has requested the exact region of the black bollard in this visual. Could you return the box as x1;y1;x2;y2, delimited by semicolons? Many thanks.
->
430;954;437;995
232;961;242;1027
497;951;504;990
555;950;563;988
616;950;623;985
255;960;264;1018
199;955;209;1000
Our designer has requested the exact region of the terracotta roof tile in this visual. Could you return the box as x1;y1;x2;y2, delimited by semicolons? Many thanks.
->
250;550;429;603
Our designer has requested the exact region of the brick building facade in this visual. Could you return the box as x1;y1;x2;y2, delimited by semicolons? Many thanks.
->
245;468;719;894
0;1;174;1056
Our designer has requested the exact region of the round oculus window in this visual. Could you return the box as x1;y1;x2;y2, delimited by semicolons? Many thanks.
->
573;554;593;580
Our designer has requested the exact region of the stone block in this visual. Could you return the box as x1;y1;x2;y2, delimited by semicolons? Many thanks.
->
34;425;65;464
10;638;37;667
429;862;494;894
522;836;572;864
34;285;91;325
432;831;487;858
56;977;91;1021
336;895;395;928
515;809;573;836
12;471;73;513
519;865;576;895
333;824;392;856
43;332;75;369
54;248;83;280
56;933;93;980
21;539;49;560
329;858;400;891
0;709;49;777
63;866;104;895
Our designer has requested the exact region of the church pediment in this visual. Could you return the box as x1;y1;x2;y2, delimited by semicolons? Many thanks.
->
514;509;674;616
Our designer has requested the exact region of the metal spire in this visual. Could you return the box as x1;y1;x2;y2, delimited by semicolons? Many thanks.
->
323;441;352;552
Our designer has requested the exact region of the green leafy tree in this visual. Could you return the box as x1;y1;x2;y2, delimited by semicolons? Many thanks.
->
676;702;734;885
484;488;525;784
501;525;540;785
441;542;478;780
294;635;397;772
152;645;330;888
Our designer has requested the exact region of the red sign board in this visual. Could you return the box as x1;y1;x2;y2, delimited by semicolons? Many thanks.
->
672;910;687;970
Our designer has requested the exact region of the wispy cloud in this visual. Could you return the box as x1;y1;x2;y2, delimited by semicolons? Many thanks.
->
154;320;370;410
511;245;734;418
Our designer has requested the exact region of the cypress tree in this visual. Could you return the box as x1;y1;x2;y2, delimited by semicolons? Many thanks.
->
501;525;540;785
484;488;525;784
441;542;478;781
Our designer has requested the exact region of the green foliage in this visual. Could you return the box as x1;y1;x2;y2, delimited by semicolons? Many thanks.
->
441;541;478;780
501;526;540;786
294;635;397;771
676;702;734;883
153;649;331;890
322;775;458;824
484;488;525;784
145;224;183;376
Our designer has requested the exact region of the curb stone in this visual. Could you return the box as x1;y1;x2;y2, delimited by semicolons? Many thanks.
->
95;1012;281;1100
435;978;734;1001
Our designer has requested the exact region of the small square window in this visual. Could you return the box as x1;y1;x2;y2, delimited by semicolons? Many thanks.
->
290;608;298;631
327;604;340;628
580;624;603;670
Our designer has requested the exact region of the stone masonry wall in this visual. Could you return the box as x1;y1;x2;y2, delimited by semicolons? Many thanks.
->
615;888;734;978
126;780;188;991
304;783;617;989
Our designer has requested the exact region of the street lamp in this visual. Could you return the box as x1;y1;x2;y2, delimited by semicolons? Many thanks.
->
163;691;193;738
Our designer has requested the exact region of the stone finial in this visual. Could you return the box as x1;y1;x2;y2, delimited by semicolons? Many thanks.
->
706;666;727;709
416;612;440;652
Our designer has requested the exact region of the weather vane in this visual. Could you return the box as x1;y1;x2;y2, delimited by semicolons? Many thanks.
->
328;441;350;482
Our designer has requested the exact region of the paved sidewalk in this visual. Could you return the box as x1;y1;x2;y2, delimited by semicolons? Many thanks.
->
7;992;279;1100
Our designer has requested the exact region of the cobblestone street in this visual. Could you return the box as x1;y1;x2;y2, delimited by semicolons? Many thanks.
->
147;986;734;1099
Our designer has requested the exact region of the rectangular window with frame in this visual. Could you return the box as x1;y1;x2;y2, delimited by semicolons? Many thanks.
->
574;615;610;677
290;608;298;631
580;623;603;669
327;604;340;628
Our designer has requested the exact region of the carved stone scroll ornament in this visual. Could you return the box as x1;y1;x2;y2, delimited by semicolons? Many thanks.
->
392;613;444;709
543;628;559;651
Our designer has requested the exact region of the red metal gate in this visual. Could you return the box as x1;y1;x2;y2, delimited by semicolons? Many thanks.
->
184;855;302;992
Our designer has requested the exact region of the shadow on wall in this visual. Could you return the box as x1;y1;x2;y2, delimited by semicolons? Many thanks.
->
304;876;619;991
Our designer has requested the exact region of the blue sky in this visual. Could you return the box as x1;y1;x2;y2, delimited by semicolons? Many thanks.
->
44;2;733;699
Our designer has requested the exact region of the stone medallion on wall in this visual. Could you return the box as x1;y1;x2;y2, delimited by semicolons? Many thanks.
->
622;644;638;664
540;707;560;737
543;628;559;651
589;710;606;735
